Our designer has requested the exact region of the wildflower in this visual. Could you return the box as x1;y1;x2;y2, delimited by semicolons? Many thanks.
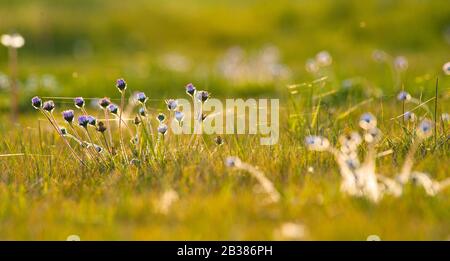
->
98;97;111;109
372;49;387;62
97;121;107;133
316;51;332;66
60;127;68;135
134;116;141;125
441;113;449;122
185;83;196;96
443;62;450;75
116;78;127;92
42;100;55;112
74;97;85;108
175;111;184;123
78;115;89;128
404;111;416;122
136;92;147;104
157;113;166;123
345;158;360;170
364;127;382;143
94;145;103;153
305;136;330;151
1;33;25;48
307;166;314;173
394;56;408;71
305;59;319;73
339;132;362;150
397;91;411;101
196;91;209;103
107;104;119;115
138;107;146;117
359;113;377;130
87;115;96;126
417;119;433;139
166;99;178;111
62;110;75;123
214;136;223;145
157;124;168;135
225;156;241;168
31;96;42;109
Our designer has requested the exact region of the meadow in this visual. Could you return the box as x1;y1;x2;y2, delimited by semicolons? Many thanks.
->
0;0;449;240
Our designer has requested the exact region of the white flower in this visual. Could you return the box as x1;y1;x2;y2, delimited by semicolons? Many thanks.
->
315;51;332;66
1;33;25;48
394;56;408;71
443;62;450;75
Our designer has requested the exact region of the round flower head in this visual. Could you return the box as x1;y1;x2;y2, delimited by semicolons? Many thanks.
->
157;124;168;135
78;115;89;128
1;33;25;48
97;121;107;133
441;113;450;123
214;136;223;146
443;62;450;75
345;158;360;170
62;110;75;123
196;91;209;103
225;156;241;168
166;99;178;111
138;107;146;117
305;135;330;151
364;127;382;143
397;91;411;101
136;92;147;104
116;78;127;92
359;113;377;130
339;132;362;152
185;83;196;97
98;97;111;109
305;59;319;74
87;115;96;126
394;56;408;71
372;49;387;62
94;145;103;153
42;100;55;112
74;97;85;109
316;51;332;67
31;96;42;109
404;111;416;122
59;127;68;136
134;116;141;125
157;113;166;123
417;119;433;139
175;111;184;123
107;103;119;115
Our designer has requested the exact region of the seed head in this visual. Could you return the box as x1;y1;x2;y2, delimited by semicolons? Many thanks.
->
214;136;223;145
74;97;85;108
136;92;147;104
157;124;168;135
42;100;55;112
339;132;362;152
185;83;196;96
116;78;127;92
62;110;75;123
166;99;178;111
107;104;119;115
97;121;107;133
364;127;382;143
397;91;411;101
359;113;377;130
98;97;111;109
31;96;42;109
316;51;332;66
134;116;141;125
394;56;408;71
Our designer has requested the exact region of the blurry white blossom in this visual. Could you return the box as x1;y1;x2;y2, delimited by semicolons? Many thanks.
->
1;33;25;48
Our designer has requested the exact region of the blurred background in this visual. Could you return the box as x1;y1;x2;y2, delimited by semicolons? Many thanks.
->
0;0;449;114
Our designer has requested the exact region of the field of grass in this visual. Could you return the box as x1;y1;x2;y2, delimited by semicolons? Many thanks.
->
0;0;449;240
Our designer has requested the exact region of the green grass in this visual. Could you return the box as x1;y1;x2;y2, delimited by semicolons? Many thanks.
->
0;0;449;240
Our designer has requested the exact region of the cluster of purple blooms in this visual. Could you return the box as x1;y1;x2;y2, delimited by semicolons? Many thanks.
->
31;79;212;166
